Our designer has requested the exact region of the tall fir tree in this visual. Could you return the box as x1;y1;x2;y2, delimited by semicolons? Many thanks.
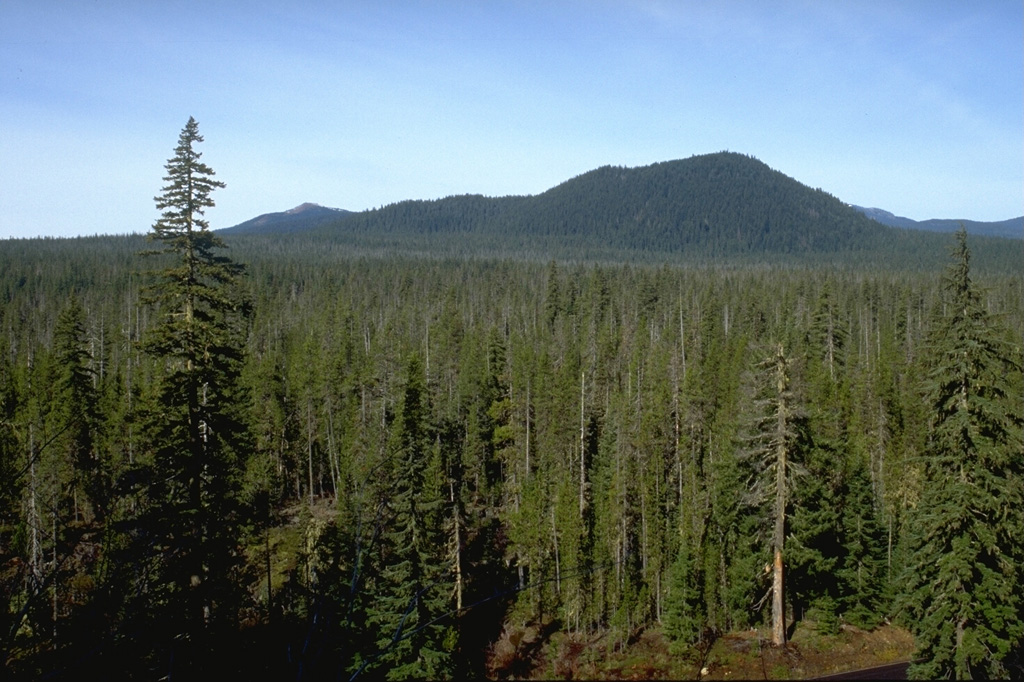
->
900;228;1024;679
366;354;454;680
52;296;103;521
126;116;251;674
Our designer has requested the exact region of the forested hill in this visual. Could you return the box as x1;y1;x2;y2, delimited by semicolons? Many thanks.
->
300;151;975;265
522;152;886;253
208;152;1022;270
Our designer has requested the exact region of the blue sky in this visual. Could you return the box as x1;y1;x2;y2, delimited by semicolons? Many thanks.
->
1;0;1020;238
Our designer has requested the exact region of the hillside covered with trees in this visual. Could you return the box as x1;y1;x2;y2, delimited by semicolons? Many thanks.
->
222;151;1022;272
1;122;1022;680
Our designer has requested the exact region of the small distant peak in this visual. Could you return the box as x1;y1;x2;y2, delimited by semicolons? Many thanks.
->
286;203;322;214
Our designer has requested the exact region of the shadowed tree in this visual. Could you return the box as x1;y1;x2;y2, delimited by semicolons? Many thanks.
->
52;296;103;521
123;116;252;675
365;354;454;680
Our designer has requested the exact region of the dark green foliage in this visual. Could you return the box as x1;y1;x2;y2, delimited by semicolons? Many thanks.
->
900;229;1024;679
664;539;705;650
304;151;1023;271
2;210;1024;677
836;460;886;630
365;355;454;679
330;151;889;258
115;117;253;674
52;296;104;519
787;441;842;629
0;336;22;667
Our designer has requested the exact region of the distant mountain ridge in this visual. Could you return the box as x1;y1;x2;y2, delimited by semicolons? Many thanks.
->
853;206;1022;240
313;152;895;259
217;153;1021;270
219;202;352;234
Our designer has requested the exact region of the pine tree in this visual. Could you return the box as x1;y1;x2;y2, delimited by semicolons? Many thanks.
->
900;228;1024;679
128;117;251;673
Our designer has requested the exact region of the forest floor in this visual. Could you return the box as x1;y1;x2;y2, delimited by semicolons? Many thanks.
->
485;617;915;680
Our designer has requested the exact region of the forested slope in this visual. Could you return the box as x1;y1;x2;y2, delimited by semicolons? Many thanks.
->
291;152;1021;270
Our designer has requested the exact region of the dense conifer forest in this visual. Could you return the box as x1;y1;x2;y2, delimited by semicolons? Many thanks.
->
1;123;1022;679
